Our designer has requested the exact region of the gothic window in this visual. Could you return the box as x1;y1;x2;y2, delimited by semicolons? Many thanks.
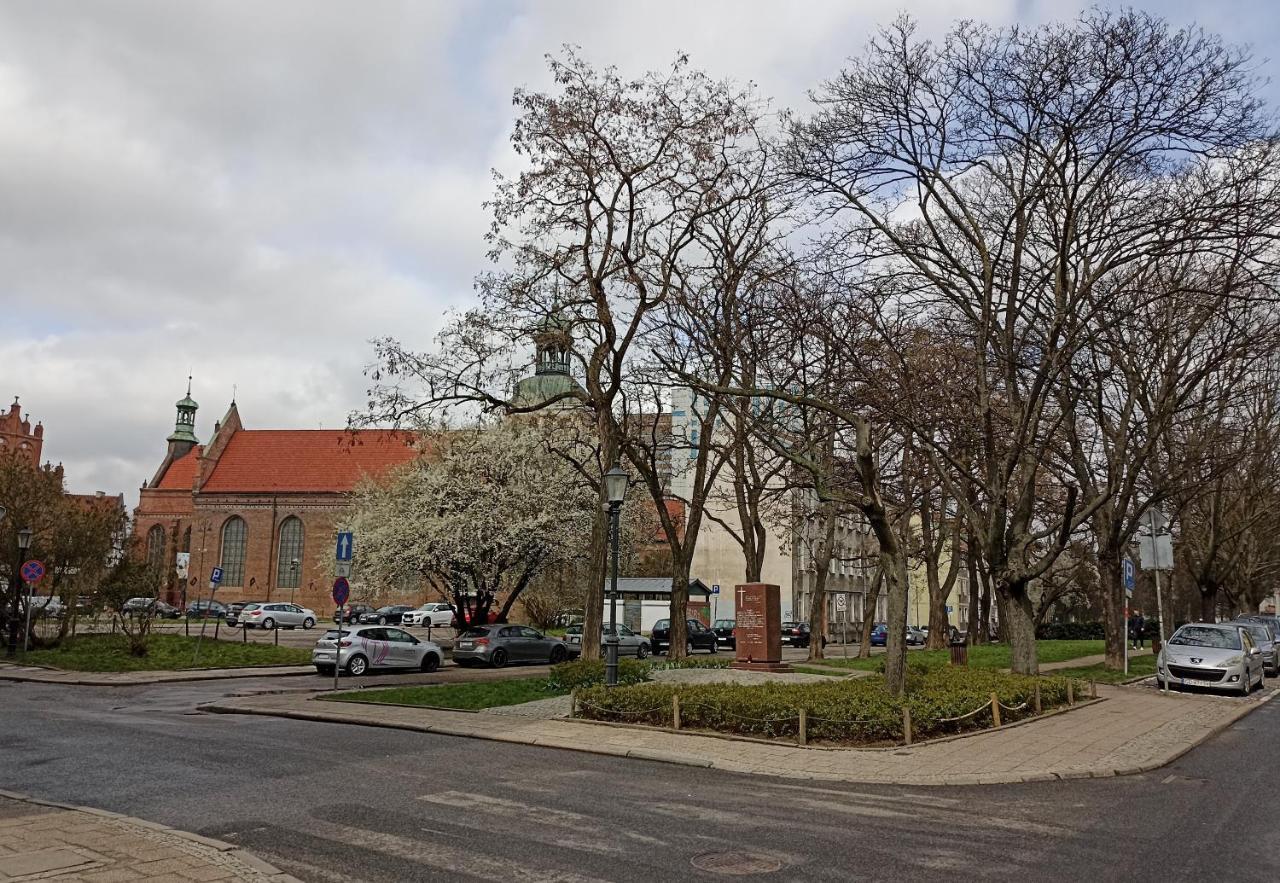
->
146;525;166;570
219;516;247;587
275;517;304;589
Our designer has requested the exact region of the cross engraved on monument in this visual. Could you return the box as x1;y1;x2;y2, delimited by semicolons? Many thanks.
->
732;582;790;673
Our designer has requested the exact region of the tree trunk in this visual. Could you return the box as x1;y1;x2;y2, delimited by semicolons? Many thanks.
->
978;572;992;644
966;545;981;647
999;580;1039;675
881;554;910;695
667;557;691;660
1098;552;1125;670
925;569;949;649
807;567;829;662
1198;583;1218;622
580;499;609;661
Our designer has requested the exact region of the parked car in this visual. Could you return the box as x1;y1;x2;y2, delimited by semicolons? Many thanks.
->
869;623;925;647
358;605;415;626
121;597;182;619
452;625;569;668
1226;620;1279;676
312;625;442;676
185;600;226;619
906;626;926;646
28;596;63;618
1157;622;1265;694
224;600;265;627
712;618;736;649
650;618;718;655
334;603;375;624
240;602;317;630
780;621;829;649
401;602;455;628
565;623;651;659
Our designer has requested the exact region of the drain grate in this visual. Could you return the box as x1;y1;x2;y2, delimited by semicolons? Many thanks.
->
690;851;785;876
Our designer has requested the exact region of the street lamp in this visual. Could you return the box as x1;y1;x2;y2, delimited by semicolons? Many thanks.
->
7;526;32;658
603;464;628;687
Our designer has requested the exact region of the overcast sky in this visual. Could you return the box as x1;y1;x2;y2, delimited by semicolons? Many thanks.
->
3;0;1277;507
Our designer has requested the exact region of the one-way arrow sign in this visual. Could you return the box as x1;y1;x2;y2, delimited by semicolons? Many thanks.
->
335;531;354;562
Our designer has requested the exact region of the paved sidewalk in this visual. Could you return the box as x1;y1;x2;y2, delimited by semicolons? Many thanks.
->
205;682;1275;786
0;792;296;881
0;664;314;686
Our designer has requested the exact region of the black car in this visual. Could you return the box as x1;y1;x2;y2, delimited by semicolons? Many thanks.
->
121;597;182;619
781;621;827;648
712;618;736;649
358;605;415;626
334;603;375;624
185;600;227;619
650;618;719;655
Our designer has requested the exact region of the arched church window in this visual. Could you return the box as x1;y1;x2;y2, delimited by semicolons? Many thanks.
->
276;517;304;589
146;525;166;570
219;517;247;587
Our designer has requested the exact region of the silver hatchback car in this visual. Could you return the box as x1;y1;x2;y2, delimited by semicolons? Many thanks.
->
312;625;443;676
1157;623;1266;694
452;625;569;668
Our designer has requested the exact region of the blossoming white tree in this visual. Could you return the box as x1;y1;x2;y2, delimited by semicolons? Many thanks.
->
351;425;595;627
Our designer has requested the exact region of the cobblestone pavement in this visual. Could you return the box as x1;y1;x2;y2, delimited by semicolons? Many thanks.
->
0;793;295;882
206;681;1275;786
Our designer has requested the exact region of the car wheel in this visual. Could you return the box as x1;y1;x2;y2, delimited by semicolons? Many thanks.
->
637;643;649;659
686;640;694;656
709;641;717;654
378;616;387;625
549;645;567;664
421;653;440;673
303;617;315;630
346;654;369;677
261;617;275;630
491;649;508;668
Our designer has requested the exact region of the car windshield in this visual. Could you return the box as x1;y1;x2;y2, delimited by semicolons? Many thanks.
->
375;607;397;613
714;620;734;628
1236;624;1271;643
566;625;582;635
1170;626;1241;650
462;627;490;638
243;604;261;611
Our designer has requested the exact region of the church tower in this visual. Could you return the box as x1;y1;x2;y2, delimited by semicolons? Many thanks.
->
512;311;582;410
166;378;199;459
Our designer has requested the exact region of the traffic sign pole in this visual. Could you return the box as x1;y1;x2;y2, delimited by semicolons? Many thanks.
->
19;560;45;655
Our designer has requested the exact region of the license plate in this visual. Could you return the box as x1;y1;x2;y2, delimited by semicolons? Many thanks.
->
315;652;335;660
458;642;473;650
568;636;580;644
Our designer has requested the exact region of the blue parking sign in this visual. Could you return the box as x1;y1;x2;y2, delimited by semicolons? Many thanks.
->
1122;559;1135;594
210;566;223;586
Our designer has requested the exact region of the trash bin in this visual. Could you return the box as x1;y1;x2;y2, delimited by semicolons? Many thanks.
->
949;638;968;666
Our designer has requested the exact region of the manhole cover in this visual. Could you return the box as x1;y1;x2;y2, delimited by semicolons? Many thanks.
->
691;851;784;876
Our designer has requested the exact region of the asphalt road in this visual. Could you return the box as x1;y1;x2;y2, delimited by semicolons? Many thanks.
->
1;678;1277;882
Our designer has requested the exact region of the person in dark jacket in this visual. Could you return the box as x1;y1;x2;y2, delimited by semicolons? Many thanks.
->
1129;610;1146;649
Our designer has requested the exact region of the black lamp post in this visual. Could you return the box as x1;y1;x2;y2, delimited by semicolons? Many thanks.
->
7;525;32;658
603;464;628;687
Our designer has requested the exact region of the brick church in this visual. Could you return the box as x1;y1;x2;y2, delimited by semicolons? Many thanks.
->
133;384;419;613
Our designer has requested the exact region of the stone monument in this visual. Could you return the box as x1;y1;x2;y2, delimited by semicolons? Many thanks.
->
732;582;791;673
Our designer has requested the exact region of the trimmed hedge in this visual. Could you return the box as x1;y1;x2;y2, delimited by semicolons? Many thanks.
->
1037;620;1164;640
548;658;651;691
575;667;1083;745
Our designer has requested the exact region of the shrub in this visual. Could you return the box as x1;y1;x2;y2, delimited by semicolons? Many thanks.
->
575;668;1084;745
649;656;733;672
1036;621;1105;640
547;657;651;691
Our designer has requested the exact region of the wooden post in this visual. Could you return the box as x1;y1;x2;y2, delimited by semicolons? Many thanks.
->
1090;680;1097;699
242;624;247;643
1067;681;1075;706
569;688;578;719
1033;681;1042;715
274;626;279;646
798;708;808;747
902;706;913;745
990;692;1001;727
672;693;681;731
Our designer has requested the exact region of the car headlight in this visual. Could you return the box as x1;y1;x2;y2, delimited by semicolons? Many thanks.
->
1219;655;1244;668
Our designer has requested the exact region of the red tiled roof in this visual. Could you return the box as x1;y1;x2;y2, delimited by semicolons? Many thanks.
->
156;450;199;490
200;430;419;493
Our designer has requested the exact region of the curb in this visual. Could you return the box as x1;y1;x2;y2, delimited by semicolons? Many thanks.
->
0;789;298;880
203;686;1277;787
0;666;316;687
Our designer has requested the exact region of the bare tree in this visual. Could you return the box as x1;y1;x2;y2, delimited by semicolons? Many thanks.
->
790;10;1276;673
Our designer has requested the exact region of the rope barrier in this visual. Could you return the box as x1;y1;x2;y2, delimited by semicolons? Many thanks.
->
997;699;1030;713
935;703;993;724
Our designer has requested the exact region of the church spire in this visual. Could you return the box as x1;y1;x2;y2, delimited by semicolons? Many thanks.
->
168;377;199;447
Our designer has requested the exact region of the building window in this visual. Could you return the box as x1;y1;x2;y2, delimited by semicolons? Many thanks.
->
219;517;247;587
276;517;304;589
146;525;166;570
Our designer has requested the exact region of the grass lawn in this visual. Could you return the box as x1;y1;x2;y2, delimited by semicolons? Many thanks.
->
17;633;311;672
1051;654;1157;684
812;640;1106;672
327;676;563;710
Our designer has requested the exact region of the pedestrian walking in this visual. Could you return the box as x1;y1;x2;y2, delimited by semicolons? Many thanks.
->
1129;609;1145;649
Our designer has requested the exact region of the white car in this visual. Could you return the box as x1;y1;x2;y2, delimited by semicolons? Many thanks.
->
240;602;317;630
312;625;443;676
401;602;455;628
28;596;64;618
